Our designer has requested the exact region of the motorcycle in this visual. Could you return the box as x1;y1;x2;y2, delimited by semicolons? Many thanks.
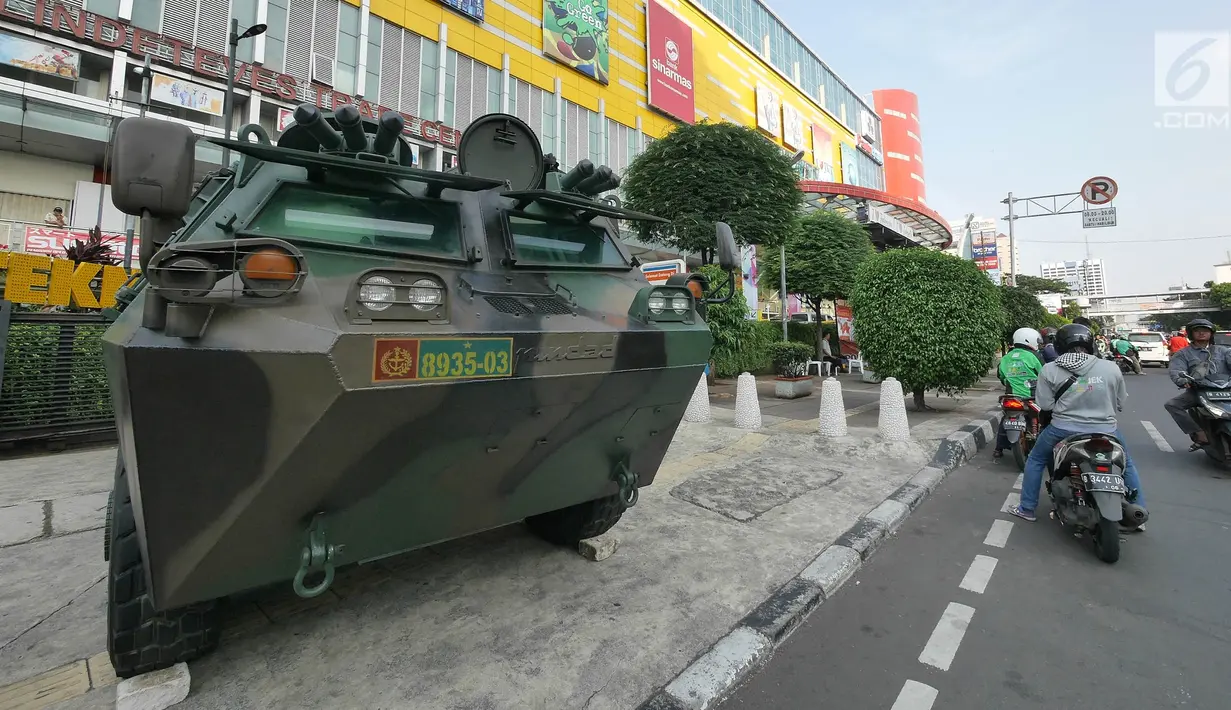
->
1045;432;1148;563
1106;351;1141;375
1179;360;1231;468
999;380;1041;471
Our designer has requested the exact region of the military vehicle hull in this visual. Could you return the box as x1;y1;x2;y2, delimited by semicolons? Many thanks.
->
103;257;710;610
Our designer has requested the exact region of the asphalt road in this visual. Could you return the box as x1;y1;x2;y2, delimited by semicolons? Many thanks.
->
718;366;1231;710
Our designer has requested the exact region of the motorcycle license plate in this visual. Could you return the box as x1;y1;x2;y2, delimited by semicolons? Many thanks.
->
1081;472;1127;494
1003;417;1026;431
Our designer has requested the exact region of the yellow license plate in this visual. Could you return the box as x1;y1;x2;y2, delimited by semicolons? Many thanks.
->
373;337;514;382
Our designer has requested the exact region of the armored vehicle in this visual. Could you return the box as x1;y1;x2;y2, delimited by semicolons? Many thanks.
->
100;103;739;676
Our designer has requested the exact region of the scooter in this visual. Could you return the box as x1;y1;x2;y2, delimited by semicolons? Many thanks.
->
1045;432;1148;564
1179;361;1231;468
999;380;1041;471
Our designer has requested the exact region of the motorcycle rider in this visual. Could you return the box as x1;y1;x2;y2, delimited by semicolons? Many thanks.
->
993;328;1044;460
1007;323;1147;531
1110;334;1142;374
1168;330;1189;355
1165;318;1231;448
1039;327;1059;363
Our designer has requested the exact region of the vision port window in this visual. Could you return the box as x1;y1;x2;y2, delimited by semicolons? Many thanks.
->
505;211;628;268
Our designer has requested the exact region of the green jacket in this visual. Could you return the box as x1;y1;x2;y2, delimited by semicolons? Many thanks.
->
1111;338;1136;356
998;346;1043;397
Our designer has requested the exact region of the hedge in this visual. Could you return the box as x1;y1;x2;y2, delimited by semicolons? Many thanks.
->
709;318;837;378
0;319;113;431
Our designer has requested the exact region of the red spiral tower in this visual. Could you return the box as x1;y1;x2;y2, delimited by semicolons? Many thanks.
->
871;89;925;206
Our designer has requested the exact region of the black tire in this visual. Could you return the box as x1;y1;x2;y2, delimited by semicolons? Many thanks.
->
103;489;113;562
108;463;220;678
1012;438;1028;472
1093;517;1121;564
525;494;626;546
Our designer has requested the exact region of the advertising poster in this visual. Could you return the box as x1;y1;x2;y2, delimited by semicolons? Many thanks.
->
755;84;780;137
277;107;295;132
543;0;609;85
645;0;694;123
740;244;758;320
436;0;484;21
151;73;224;116
781;102;804;149
836;302;854;341
839;143;859;186
811;124;834;181
0;31;79;79
24;226;140;261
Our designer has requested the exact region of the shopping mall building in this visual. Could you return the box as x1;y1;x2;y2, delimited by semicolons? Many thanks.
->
0;0;950;260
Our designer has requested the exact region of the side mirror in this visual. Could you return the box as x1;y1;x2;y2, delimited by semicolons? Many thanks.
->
715;222;738;271
111;117;197;219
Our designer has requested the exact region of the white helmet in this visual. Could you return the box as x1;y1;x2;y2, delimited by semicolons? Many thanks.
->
1012;327;1043;350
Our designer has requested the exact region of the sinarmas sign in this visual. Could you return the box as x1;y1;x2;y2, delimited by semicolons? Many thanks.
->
0;252;136;308
0;0;460;147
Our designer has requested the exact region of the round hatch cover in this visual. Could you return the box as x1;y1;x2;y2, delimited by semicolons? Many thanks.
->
457;113;545;191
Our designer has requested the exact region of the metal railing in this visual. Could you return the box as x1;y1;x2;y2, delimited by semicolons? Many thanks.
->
0;302;115;443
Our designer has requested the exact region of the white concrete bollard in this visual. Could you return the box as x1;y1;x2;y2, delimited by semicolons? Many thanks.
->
683;372;712;423
878;376;911;441
818;377;848;437
733;372;762;430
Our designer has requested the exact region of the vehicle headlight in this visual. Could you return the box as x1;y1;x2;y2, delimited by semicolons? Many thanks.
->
648;291;668;314
670;295;691;314
409;278;443;311
359;275;395;311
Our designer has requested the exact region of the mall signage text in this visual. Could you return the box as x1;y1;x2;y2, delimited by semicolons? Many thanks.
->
0;0;459;147
0;251;136;309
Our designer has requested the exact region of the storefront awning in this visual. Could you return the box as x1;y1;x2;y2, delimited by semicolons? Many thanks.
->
798;181;953;250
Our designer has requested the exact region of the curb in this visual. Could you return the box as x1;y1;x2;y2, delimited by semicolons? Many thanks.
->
636;408;1003;710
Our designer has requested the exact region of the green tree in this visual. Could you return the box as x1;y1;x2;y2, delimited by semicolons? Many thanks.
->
1000;284;1048;342
621;121;804;259
698;264;765;377
759;210;875;356
850;250;1004;410
1014;275;1071;295
1209;282;1231;310
1041;313;1071;330
1061;301;1084;320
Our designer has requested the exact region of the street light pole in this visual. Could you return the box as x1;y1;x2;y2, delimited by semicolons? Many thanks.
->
221;20;267;168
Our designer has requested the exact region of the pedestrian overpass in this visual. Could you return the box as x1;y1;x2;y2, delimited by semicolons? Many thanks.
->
1085;288;1213;320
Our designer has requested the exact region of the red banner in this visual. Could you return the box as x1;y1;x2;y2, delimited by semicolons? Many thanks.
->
646;0;695;123
23;226;140;260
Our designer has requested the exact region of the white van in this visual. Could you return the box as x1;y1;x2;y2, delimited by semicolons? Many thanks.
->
1127;331;1169;366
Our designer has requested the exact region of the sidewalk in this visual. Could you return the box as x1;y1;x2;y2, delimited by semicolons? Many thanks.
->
0;380;1001;710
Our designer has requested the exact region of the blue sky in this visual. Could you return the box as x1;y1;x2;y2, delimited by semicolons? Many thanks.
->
768;0;1231;293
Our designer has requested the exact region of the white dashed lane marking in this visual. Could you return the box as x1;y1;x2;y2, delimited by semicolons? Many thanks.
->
958;555;999;594
918;602;976;672
983;519;1014;548
1141;421;1174;452
889;679;938;709
1000;491;1020;513
1012;473;1023;490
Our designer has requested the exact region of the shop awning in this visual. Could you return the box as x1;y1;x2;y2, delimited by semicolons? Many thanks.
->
798;181;954;250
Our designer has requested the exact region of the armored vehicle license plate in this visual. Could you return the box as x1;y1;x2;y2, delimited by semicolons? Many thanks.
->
373;337;514;382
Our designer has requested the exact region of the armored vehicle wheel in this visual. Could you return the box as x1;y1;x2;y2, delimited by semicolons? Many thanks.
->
525;494;626;546
107;464;220;678
103;489;113;561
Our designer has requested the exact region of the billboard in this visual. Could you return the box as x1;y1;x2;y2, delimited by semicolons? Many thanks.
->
23;226;140;262
839;143;859;186
150;72;224;116
0;30;79;79
741;244;758;319
782;102;804;149
755;84;780;137
811;124;834;181
436;0;484;21
645;0;694;123
543;0;609;84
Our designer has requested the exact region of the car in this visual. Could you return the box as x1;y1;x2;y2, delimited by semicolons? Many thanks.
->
1127;331;1169;366
1215;331;1231;347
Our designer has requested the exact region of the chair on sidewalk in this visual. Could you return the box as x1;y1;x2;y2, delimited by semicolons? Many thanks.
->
806;359;832;377
845;351;864;374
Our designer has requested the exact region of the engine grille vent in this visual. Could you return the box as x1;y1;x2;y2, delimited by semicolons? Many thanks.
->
484;295;574;316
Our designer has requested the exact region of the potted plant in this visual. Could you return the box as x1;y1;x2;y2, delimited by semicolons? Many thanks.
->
769;341;815;399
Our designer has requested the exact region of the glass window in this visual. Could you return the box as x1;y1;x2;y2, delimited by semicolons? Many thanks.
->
487;67;501;113
507;213;628;267
444;49;457;127
420;38;438;121
89;0;121;19
541;92;556;156
130;0;161;32
507;77;518;116
339;1;361;36
335;63;356;95
263;1;289;72
587;109;602;163
338;33;359;67
248;184;464;258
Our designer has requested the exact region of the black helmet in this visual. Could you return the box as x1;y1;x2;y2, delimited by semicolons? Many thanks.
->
1040;327;1057;343
1055;323;1094;355
1186;318;1216;339
1072;316;1092;328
